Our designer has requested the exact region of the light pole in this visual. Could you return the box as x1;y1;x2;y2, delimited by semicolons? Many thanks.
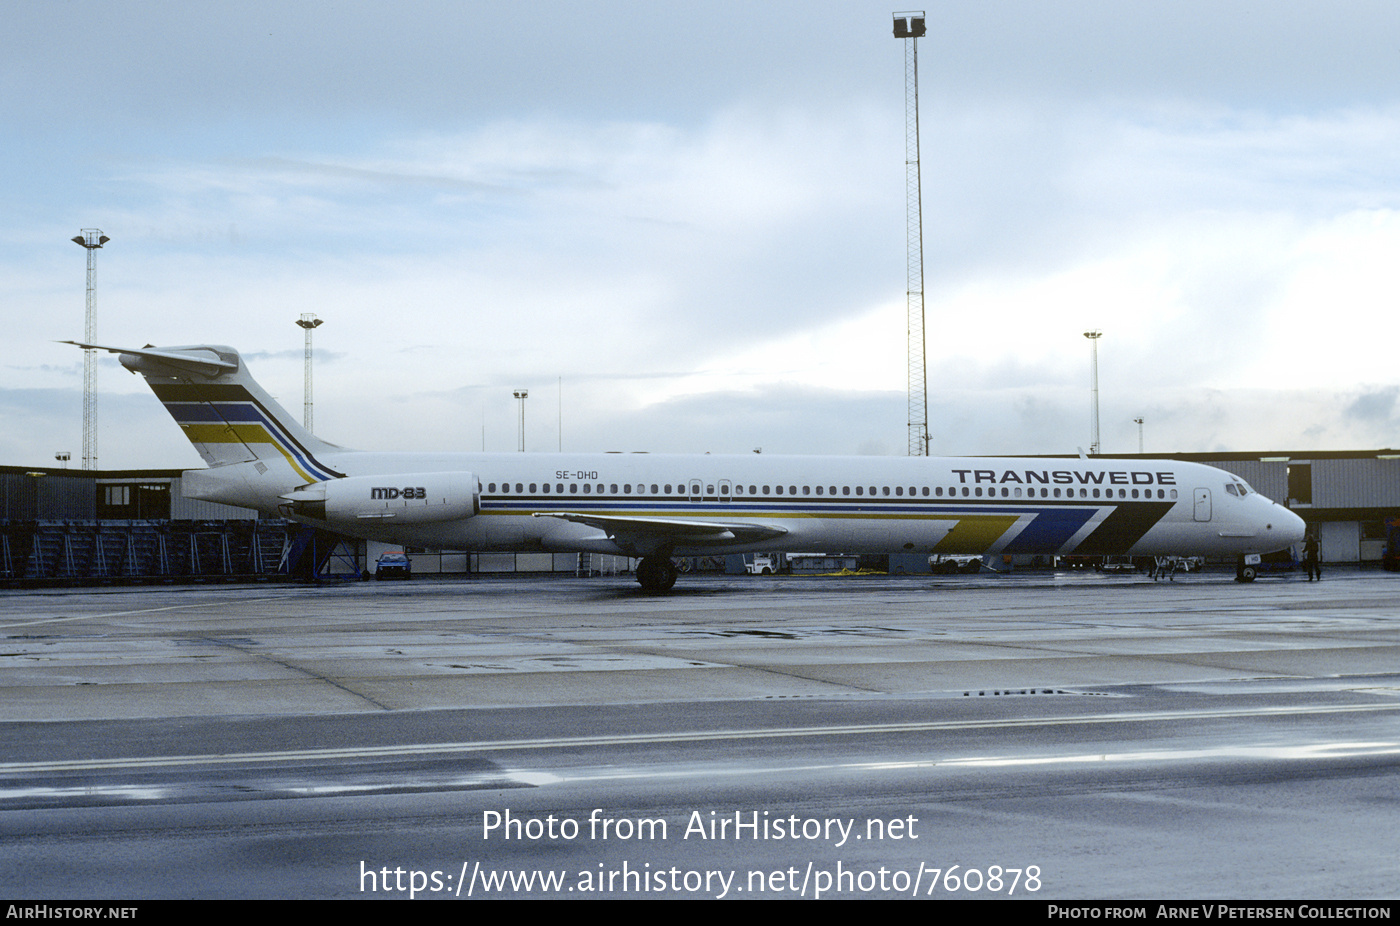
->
1084;330;1102;455
296;314;323;431
893;11;929;457
1134;416;1144;454
513;389;528;452
71;229;109;470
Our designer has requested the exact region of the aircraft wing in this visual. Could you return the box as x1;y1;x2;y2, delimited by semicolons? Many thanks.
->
532;511;788;548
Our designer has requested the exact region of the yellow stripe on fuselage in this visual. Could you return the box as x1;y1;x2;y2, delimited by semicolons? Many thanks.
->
930;515;1020;553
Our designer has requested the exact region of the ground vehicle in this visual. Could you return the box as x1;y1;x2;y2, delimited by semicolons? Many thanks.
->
929;554;983;574
373;551;411;579
745;553;783;575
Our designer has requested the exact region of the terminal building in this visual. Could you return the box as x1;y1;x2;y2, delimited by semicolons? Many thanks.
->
3;449;1397;583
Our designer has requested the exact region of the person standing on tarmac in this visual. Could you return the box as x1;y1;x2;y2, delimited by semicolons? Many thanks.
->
1303;532;1322;581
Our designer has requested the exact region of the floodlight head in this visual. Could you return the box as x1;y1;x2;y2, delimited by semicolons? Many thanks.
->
893;11;926;38
72;231;109;249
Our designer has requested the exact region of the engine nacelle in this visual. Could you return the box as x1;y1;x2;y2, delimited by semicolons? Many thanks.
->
281;472;479;524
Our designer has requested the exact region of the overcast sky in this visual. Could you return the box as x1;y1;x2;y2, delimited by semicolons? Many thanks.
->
4;1;1399;470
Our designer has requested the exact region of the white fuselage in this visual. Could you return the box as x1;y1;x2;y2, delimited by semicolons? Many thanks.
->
192;451;1306;560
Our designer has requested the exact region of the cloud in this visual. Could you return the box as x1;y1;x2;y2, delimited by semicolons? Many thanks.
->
5;3;1400;469
1345;387;1399;423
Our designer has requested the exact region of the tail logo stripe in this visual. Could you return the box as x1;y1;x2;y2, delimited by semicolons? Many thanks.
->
151;385;342;481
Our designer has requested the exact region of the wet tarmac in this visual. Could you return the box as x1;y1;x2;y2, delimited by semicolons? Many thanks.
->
3;568;1398;898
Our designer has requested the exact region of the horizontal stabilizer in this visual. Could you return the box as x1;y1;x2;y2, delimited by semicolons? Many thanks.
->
59;341;237;378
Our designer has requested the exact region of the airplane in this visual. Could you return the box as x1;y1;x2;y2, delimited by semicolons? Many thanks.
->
68;342;1307;591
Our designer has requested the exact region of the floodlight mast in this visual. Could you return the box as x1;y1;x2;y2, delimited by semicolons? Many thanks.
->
513;389;528;452
71;229;109;470
296;314;324;431
1084;330;1103;455
894;12;929;457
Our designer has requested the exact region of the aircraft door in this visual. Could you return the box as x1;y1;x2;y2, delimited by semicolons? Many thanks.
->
689;479;703;503
718;480;732;503
1193;488;1212;522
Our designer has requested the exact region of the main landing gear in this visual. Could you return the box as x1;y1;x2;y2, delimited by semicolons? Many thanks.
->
636;556;679;592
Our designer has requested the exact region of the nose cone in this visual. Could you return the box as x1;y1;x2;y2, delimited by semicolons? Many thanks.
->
1271;502;1307;551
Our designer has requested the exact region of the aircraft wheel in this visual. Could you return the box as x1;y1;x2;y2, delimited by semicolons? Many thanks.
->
636;556;678;592
1235;564;1257;583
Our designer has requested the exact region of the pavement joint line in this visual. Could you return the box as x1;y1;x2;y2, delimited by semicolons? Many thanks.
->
0;596;298;630
4;702;1397;775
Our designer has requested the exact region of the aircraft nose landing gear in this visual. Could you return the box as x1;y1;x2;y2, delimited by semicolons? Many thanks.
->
636;556;679;592
1235;555;1258;582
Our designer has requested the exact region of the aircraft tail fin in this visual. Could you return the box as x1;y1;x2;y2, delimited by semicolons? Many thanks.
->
65;342;345;481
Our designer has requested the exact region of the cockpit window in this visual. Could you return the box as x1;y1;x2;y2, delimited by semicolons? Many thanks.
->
1225;484;1239;497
